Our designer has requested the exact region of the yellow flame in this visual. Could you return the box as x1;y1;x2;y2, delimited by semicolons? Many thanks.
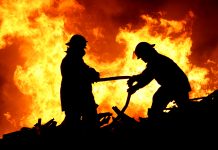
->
92;14;213;120
0;0;215;133
0;0;84;127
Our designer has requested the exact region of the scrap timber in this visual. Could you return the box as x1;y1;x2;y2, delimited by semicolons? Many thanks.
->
0;90;217;145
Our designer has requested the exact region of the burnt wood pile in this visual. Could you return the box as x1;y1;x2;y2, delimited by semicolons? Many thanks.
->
0;90;217;145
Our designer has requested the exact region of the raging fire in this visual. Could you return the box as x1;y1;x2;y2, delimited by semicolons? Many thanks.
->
0;0;216;137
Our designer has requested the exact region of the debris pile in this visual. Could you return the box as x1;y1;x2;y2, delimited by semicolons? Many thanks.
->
0;90;217;145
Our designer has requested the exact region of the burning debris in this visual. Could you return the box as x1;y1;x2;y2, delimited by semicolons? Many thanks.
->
0;0;217;143
0;89;217;145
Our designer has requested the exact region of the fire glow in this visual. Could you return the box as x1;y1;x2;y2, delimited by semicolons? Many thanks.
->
0;0;217;137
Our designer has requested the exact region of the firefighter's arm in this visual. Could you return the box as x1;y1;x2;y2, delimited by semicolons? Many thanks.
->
89;67;100;82
127;68;153;94
127;75;139;87
127;75;141;94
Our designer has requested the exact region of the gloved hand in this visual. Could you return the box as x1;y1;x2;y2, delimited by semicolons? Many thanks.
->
127;86;138;95
127;75;137;87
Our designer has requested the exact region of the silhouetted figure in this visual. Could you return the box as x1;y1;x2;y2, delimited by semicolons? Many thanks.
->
60;34;100;135
127;42;191;120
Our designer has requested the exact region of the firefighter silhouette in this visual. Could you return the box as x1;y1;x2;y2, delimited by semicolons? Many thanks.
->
60;34;100;133
127;42;191;119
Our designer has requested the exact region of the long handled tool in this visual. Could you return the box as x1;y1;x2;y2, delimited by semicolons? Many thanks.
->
96;76;130;82
96;75;132;124
96;75;131;116
114;92;132;120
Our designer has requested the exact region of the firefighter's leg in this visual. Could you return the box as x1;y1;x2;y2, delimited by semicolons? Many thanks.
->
81;100;98;134
64;110;81;130
175;92;190;111
149;87;172;119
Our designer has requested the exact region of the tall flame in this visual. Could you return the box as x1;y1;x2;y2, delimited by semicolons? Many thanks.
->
0;0;84;129
0;0;217;137
92;13;213;119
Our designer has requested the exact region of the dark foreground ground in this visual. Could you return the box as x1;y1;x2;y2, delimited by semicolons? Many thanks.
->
0;90;217;148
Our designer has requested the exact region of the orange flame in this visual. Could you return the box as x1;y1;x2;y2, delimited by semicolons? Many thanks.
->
0;0;84;129
93;13;214;119
0;0;216;137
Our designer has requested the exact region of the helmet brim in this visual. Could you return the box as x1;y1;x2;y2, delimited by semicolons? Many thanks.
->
65;42;71;46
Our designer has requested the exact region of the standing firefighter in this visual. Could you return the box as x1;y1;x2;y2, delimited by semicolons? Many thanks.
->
60;34;100;133
127;42;191;119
